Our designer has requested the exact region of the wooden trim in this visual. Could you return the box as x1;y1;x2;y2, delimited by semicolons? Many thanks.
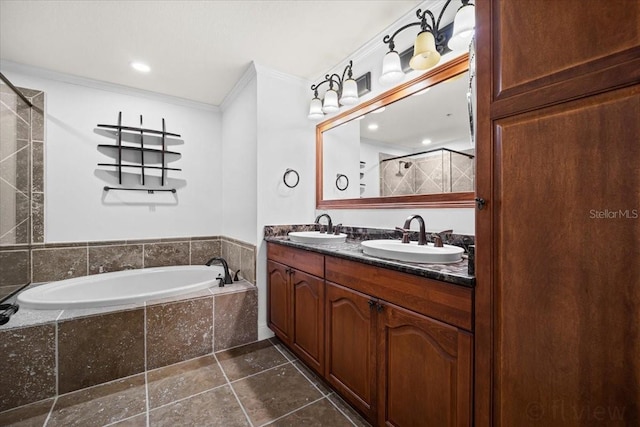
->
473;0;494;425
491;47;640;119
315;53;475;210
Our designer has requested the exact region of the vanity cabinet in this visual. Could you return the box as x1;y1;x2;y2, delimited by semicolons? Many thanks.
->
325;282;377;420
267;242;473;426
267;244;325;373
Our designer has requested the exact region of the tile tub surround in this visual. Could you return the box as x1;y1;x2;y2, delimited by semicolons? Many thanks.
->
0;338;370;427
0;235;257;301
0;283;257;413
265;224;475;287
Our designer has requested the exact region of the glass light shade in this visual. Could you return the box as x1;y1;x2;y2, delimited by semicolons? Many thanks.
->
379;50;404;85
448;4;475;51
322;89;339;113
409;31;441;70
308;97;324;120
340;78;358;105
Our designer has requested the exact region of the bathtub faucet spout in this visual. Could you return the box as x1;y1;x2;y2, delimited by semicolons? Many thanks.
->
205;257;233;285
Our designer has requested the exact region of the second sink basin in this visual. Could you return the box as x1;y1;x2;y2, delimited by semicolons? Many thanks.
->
361;240;464;264
288;231;347;244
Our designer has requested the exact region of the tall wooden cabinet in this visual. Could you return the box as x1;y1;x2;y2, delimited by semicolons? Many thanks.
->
475;1;640;426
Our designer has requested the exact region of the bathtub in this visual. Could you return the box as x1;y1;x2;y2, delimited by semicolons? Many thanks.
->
17;265;228;310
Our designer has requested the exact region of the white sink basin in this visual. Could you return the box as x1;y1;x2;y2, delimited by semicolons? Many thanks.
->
361;240;464;264
288;231;347;244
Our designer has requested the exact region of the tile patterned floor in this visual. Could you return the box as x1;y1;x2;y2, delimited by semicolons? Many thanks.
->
0;338;371;427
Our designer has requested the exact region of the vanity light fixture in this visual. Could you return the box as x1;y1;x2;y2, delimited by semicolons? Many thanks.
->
379;0;475;85
308;60;359;120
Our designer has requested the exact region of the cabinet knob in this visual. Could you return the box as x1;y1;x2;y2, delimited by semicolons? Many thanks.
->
368;299;376;309
376;303;384;312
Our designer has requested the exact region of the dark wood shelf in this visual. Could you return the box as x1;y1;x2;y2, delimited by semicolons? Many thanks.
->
97;123;181;138
98;163;181;172
97;144;180;156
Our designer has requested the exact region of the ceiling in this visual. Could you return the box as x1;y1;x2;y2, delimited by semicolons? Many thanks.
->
360;71;471;149
0;0;423;105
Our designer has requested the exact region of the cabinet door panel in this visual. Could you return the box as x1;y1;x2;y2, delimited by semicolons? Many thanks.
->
491;86;640;427
493;0;639;99
379;302;472;427
267;260;291;343
325;282;376;420
292;270;324;373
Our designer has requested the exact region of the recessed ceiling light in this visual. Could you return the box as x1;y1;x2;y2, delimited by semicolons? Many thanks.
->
372;107;386;114
130;61;151;73
422;138;432;145
368;123;379;131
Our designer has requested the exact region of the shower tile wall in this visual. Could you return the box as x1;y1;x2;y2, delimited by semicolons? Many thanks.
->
379;150;475;197
0;85;44;246
0;84;45;301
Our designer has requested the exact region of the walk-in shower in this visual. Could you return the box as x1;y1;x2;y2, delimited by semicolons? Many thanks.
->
0;72;44;302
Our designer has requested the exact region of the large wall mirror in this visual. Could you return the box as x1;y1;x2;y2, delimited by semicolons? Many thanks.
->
316;53;474;209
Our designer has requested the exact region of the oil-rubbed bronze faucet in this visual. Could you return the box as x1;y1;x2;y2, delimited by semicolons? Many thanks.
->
432;229;453;247
315;213;333;234
402;215;427;245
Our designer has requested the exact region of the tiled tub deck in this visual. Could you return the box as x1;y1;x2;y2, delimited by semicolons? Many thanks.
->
0;281;258;417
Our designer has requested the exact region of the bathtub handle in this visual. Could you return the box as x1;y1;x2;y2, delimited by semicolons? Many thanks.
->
216;277;225;288
233;270;241;282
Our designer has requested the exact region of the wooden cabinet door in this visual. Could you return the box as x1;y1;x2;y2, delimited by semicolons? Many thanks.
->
475;1;640;426
267;260;291;343
378;301;472;427
291;269;325;374
325;281;377;421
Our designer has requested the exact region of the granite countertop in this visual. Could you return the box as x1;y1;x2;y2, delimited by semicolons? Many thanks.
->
265;236;475;288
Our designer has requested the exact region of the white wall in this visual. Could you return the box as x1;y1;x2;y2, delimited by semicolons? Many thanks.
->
220;65;258;246
322;120;360;200
1;61;223;243
254;65;317;339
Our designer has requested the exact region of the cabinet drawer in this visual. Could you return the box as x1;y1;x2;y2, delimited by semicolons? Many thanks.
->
326;256;473;331
267;243;324;277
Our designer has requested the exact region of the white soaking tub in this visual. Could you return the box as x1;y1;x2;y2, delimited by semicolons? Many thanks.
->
17;265;228;310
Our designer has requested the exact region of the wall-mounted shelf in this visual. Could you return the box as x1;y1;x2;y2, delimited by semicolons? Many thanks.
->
97;144;181;156
96;112;181;193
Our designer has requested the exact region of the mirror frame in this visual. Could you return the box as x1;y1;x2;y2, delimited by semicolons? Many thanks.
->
316;53;474;209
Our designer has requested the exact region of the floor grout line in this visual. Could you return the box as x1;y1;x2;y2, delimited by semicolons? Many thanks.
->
148;382;229;412
212;352;254;427
288;359;329;397
102;410;146;427
272;342;360;427
269;337;298;362
42;395;57;427
325;393;360;427
227;360;292;385
257;395;326;427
